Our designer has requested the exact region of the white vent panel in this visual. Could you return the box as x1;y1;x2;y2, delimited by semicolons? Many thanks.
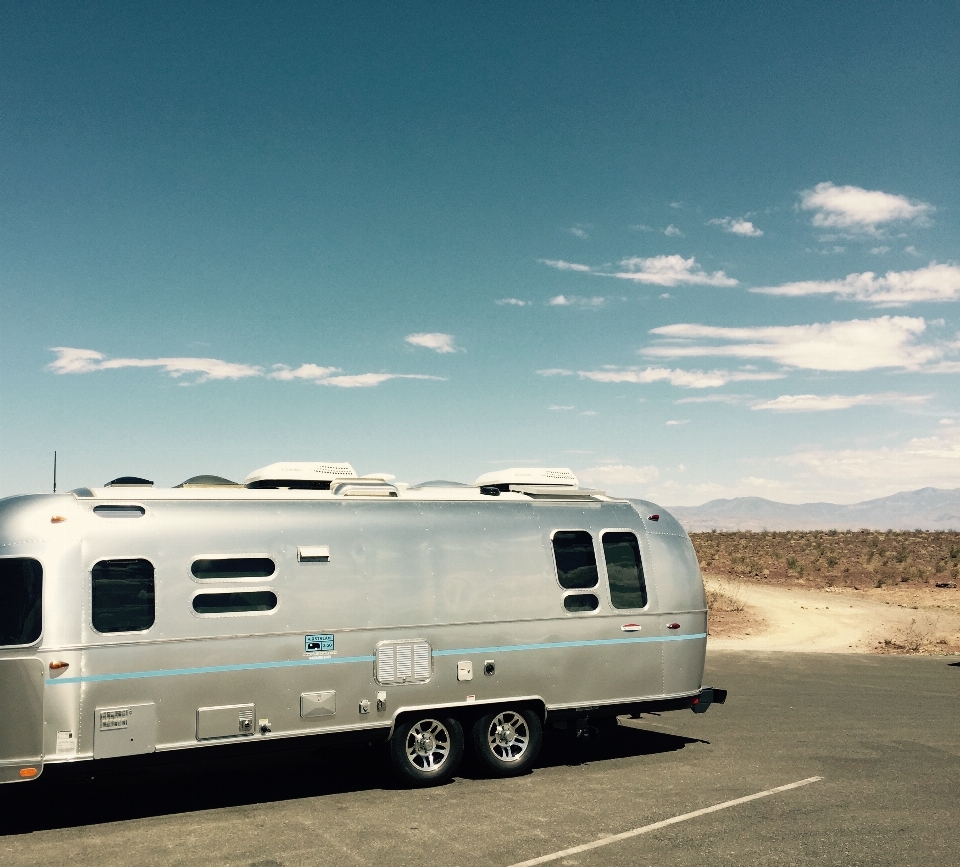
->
375;639;432;685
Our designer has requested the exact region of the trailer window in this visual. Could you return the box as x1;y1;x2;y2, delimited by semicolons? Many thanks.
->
0;558;42;646
551;531;598;589
563;593;599;613
92;559;155;633
602;532;647;609
192;591;277;614
191;558;275;580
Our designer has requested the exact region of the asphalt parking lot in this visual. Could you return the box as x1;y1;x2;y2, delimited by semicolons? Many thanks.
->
2;652;958;867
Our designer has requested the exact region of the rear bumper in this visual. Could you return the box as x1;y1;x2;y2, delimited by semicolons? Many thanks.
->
548;685;727;722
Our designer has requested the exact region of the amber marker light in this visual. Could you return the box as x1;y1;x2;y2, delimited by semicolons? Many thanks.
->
20;768;38;778
49;661;69;671
51;516;67;523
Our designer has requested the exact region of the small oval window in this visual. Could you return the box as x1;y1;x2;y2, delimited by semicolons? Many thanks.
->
191;558;275;580
192;591;277;614
564;593;599;613
93;505;145;518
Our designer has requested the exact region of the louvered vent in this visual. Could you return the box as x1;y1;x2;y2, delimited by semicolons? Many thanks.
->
375;639;432;685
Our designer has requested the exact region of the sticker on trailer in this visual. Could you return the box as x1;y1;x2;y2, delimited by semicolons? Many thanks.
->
99;708;131;730
305;633;335;653
56;730;76;754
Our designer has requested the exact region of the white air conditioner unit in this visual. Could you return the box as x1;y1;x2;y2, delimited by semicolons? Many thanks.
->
245;462;357;489
473;467;579;488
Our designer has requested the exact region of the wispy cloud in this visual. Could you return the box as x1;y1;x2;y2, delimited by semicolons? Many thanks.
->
548;295;606;307
646;316;946;372
675;393;749;405
576;464;659;488
496;298;531;306
405;332;461;353
542;255;737;287
664;224;683;237
537;368;574;377
800;182;933;234
751;263;960;305
778;426;960;490
48;348;445;388
629;223;654;232
539;258;591;272
709;217;763;237
571;366;784;389
48;347;263;381
548;404;575;411
665;419;690;425
565;224;590;239
751;392;932;412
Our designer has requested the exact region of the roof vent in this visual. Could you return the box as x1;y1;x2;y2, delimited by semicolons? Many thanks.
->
473;468;579;489
175;475;241;488
245;462;357;490
105;476;154;487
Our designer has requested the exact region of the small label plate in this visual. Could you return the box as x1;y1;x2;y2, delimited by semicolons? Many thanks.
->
305;633;334;653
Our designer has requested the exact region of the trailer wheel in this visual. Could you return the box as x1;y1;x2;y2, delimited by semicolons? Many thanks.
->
472;708;542;777
390;716;464;786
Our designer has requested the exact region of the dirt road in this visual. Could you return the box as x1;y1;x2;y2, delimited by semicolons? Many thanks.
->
704;576;960;653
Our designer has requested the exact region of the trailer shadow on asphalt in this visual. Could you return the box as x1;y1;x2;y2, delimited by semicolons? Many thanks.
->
0;723;701;836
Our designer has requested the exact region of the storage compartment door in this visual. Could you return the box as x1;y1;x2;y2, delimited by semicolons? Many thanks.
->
0;658;45;782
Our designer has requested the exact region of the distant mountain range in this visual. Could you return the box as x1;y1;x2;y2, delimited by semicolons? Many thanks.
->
667;487;960;532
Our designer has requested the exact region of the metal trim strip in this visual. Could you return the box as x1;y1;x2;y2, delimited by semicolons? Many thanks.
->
45;633;706;686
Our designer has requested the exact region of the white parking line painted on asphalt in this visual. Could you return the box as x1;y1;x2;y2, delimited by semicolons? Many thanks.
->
506;776;824;867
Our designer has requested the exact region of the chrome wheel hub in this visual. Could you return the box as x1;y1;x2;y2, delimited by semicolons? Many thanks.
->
405;719;450;771
486;712;529;762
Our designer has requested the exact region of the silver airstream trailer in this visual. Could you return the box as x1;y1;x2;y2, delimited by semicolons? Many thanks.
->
0;462;724;787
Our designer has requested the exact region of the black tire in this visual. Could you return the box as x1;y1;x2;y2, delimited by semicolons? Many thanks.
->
471;707;543;777
389;715;464;786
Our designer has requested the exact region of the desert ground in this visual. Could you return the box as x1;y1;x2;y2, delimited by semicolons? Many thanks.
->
692;531;960;654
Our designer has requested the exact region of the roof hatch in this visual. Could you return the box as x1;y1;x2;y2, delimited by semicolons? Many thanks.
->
473;467;579;489
244;462;357;490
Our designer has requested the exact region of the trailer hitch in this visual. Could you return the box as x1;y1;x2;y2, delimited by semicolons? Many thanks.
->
691;686;727;714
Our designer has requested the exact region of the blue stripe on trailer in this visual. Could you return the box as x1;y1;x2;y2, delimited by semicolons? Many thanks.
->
45;632;707;685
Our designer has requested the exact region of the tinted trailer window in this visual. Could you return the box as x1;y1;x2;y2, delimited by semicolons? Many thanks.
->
0;558;42;646
92;559;155;633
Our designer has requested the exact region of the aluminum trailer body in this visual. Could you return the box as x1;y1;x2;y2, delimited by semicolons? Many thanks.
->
0;465;723;785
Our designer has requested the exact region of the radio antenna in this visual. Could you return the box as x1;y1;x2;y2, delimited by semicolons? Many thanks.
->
53;451;57;493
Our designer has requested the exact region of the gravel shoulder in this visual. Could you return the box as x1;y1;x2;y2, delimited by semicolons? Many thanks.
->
704;575;960;654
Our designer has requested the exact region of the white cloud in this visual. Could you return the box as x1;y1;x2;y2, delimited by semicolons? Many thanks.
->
675;394;748;405
576;464;660;489
608;255;737;287
870;246;891;255
48;348;444;388
269;364;341;381
709;217;763;237
576;366;784;389
659;293;671;299
48;347;262;381
905;245;919;256
579;410;598;416
629;224;654;232
665;419;690;425
537;368;574;377
541;254;737;287
548;405;575;411
779;426;960;491
496;298;531;306
320;373;444;388
800;182;933;234
405;332;460;353
548;295;605;307
664;224;683;237
751;392;932;412
646;316;945;372
565;225;590;239
751;263;960;305
539;258;591;272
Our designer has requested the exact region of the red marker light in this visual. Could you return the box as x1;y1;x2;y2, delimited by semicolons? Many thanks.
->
667;622;681;630
691;697;699;705
648;514;660;521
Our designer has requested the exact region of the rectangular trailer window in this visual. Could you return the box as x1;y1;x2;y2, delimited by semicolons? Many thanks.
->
92;559;156;633
0;558;42;646
602;532;647;609
191;558;275;580
551;531;599;589
192;591;277;614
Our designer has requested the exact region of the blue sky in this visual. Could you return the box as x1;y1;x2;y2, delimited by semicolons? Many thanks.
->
2;1;959;504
